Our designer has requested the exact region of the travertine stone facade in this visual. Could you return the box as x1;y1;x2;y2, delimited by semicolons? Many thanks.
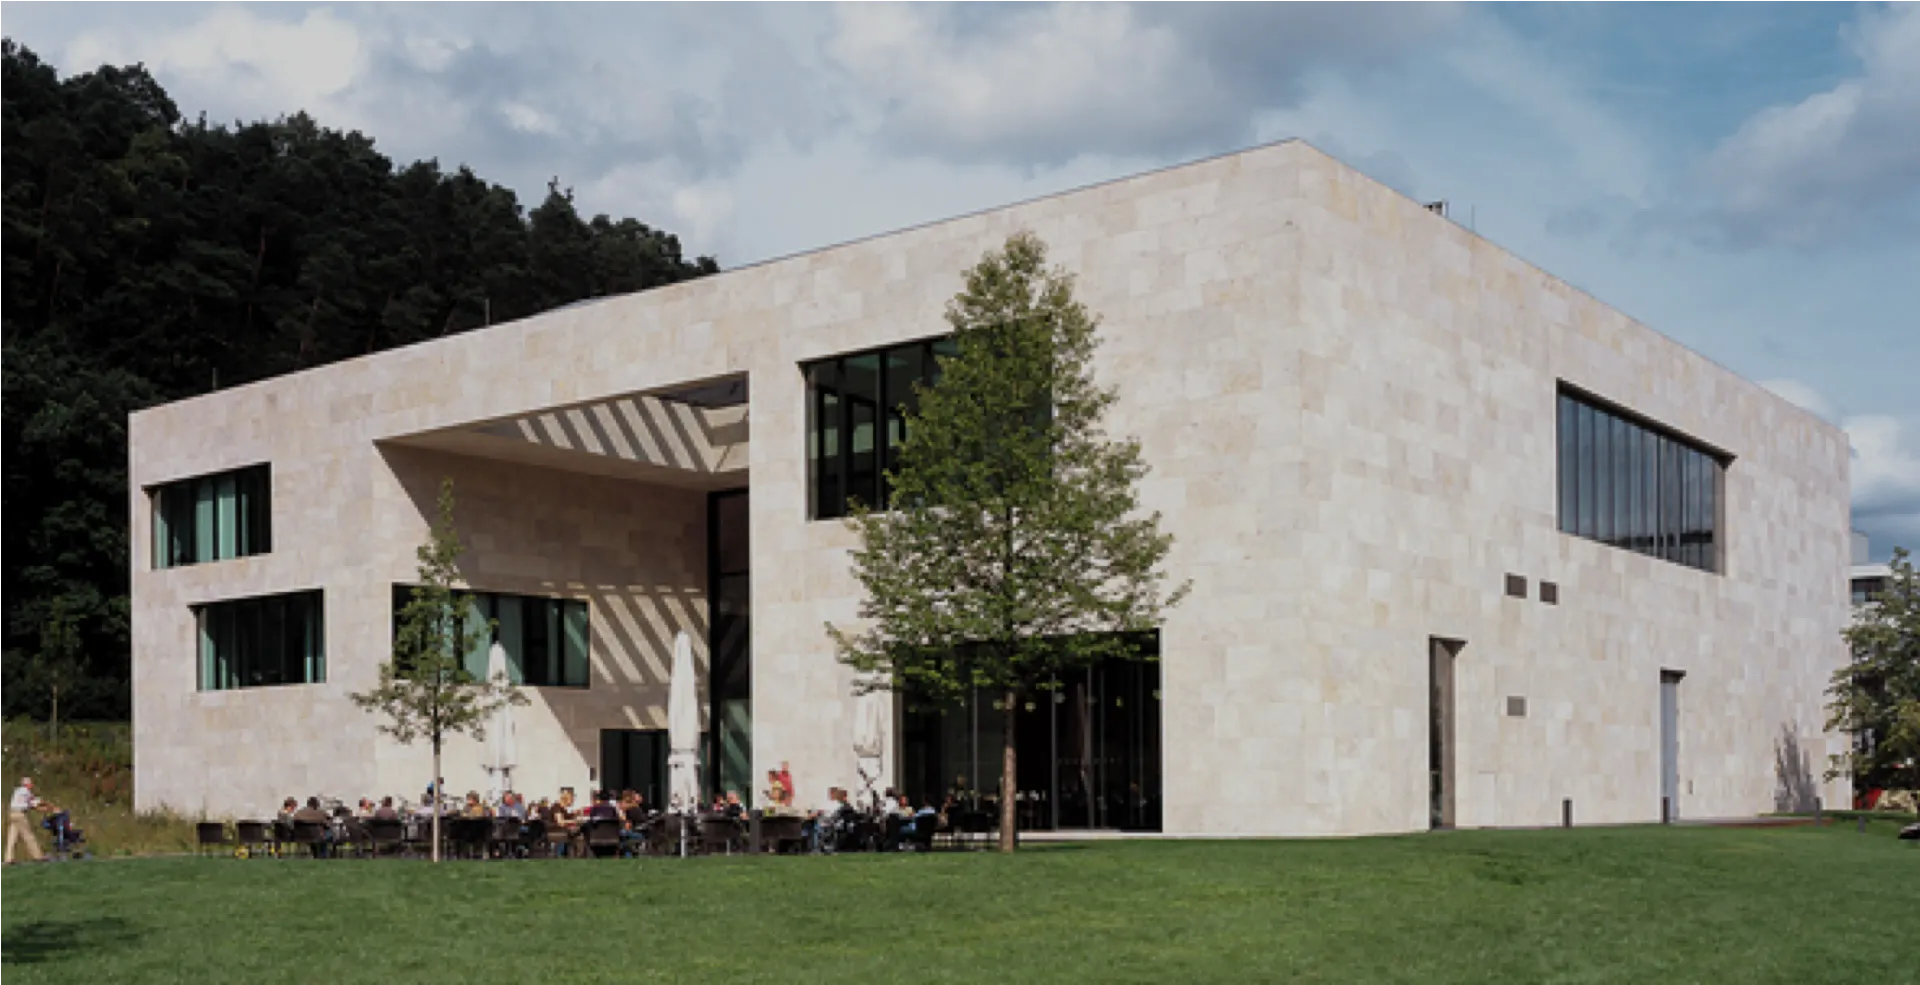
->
130;141;1850;832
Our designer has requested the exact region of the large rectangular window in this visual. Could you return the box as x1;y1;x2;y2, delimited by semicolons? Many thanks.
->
805;336;957;519
1555;388;1725;574
390;586;590;687
195;590;324;691
152;464;272;569
899;635;1162;832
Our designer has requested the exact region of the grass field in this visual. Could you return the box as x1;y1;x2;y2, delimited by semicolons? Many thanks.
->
4;823;1916;984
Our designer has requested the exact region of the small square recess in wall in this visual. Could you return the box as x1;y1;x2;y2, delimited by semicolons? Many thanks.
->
1539;581;1559;605
1505;574;1527;598
1506;696;1528;717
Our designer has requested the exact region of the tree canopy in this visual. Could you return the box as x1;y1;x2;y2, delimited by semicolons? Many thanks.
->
1;40;718;719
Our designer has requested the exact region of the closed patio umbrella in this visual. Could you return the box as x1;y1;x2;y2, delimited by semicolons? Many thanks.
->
853;671;887;809
484;641;518;803
667;631;702;815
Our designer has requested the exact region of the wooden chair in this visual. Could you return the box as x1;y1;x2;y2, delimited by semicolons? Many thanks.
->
234;820;273;859
448;818;490;860
364;817;406;857
521;818;551;858
760;815;804;855
196;821;232;858
584;818;624;858
289;820;331;858
487;818;523;859
698;815;741;856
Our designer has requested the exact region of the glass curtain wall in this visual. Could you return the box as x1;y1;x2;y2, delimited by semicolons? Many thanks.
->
195;590;325;691
1555;388;1724;573
899;636;1162;832
600;729;668;807
805;337;958;519
152;464;271;569
389;586;589;686
708;489;752;803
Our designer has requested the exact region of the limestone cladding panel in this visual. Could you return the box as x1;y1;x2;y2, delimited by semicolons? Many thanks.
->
131;140;1849;833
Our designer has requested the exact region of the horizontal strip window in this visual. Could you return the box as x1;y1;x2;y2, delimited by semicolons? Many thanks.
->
390;586;590;688
195;590;324;691
1556;388;1724;573
804;336;958;520
151;464;272;569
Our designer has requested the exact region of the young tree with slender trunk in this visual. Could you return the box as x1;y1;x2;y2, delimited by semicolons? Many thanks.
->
29;601;85;744
1827;546;1920;797
352;478;524;862
830;232;1187;852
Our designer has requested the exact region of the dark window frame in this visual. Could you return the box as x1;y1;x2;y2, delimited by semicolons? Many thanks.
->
193;588;325;692
389;585;591;688
149;463;273;569
1554;384;1729;574
804;335;957;520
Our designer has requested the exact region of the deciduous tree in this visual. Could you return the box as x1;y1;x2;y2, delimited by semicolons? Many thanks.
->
351;478;525;862
830;232;1187;852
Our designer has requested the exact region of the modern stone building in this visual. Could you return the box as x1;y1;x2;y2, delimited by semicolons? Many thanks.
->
128;140;1853;835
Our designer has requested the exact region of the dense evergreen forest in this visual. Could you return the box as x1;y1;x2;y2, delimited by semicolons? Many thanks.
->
1;41;720;720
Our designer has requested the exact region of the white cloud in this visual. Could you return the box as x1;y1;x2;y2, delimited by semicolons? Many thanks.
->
1439;17;1655;200
1682;3;1920;247
823;3;1458;166
66;8;369;126
1760;379;1837;422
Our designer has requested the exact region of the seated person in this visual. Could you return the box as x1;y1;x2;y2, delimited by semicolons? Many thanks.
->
765;769;791;811
587;790;621;823
291;796;335;857
373;796;400;821
900;796;937;843
723;791;746;820
462;791;490;819
804;787;852;852
276;797;299;823
619;791;648;845
497;792;526;821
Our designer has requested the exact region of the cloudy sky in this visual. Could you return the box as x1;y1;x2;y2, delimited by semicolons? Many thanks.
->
6;2;1917;557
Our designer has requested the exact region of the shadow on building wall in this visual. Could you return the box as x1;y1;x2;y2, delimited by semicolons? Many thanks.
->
379;442;710;784
1773;723;1819;813
475;393;747;475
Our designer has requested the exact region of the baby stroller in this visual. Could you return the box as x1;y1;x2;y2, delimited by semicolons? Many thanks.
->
42;809;89;861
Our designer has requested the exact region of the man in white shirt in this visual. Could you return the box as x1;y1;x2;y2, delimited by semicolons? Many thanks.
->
7;776;44;864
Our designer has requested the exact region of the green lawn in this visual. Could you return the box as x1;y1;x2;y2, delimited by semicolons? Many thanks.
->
4;825;1915;984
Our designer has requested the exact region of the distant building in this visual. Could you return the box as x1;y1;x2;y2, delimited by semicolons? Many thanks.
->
1850;531;1891;605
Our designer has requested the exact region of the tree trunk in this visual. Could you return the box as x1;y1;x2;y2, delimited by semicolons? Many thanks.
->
49;686;59;745
999;688;1018;853
431;739;443;863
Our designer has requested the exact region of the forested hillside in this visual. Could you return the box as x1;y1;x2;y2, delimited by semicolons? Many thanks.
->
1;40;720;719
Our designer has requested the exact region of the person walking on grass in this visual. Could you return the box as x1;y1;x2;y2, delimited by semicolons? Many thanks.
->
7;776;45;864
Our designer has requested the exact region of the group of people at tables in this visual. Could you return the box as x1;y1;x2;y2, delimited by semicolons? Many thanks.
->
269;759;959;857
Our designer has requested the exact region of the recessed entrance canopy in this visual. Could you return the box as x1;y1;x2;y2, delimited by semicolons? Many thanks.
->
380;374;748;490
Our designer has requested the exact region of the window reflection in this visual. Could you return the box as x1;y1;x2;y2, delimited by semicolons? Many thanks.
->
899;637;1162;832
805;337;953;519
1555;389;1723;574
